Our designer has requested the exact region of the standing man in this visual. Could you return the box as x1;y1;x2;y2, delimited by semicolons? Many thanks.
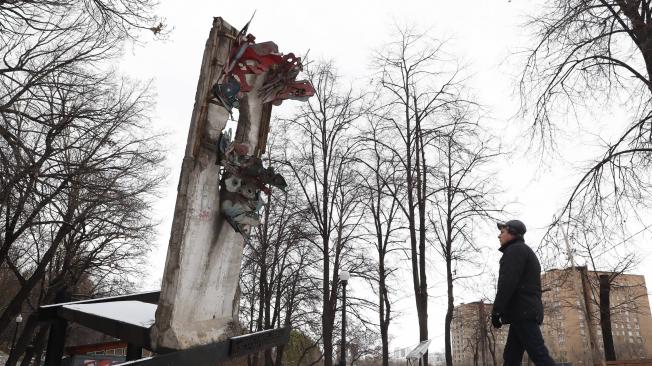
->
491;220;555;366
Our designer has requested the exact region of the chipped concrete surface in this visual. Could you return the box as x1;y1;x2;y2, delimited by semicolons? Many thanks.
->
151;17;270;351
151;18;244;350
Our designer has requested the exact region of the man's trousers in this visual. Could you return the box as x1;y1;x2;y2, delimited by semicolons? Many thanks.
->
503;320;555;366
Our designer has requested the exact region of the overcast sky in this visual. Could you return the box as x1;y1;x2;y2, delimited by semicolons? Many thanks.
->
117;0;652;353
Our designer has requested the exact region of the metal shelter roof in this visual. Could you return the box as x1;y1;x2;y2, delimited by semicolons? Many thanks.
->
405;339;432;360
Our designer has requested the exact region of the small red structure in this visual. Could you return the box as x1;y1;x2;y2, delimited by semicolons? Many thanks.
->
64;341;132;366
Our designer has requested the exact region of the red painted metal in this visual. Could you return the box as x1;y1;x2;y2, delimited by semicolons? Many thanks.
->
66;341;128;355
214;30;314;106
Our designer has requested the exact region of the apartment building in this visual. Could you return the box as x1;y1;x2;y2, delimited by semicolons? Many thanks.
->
451;301;508;366
451;268;652;366
541;267;652;365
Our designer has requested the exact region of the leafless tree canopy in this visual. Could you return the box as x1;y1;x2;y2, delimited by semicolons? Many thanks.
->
277;61;370;366
355;115;405;366
0;1;165;364
369;26;505;366
520;0;652;272
239;128;322;366
521;0;652;140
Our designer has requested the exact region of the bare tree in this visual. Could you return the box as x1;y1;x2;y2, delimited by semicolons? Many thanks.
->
281;61;366;366
485;319;500;366
344;318;381;366
280;329;323;366
372;26;493;366
239;133;320;366
0;1;165;362
356;115;405;366
240;190;317;366
0;78;165;364
452;301;507;366
429;114;504;366
537;204;650;362
0;0;163;279
519;3;652;361
520;0;652;261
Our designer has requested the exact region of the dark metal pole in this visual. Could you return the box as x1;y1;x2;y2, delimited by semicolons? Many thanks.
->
340;280;347;366
44;290;70;366
126;344;143;361
43;318;67;366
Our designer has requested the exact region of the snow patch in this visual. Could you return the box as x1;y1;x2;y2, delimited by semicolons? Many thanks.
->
64;301;157;328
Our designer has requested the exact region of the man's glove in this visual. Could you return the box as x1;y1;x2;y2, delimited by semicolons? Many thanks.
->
491;313;502;329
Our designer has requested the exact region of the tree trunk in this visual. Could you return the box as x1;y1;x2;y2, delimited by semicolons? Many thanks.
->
416;112;429;366
321;104;333;366
479;301;487;366
599;274;616;361
323;308;334;366
380;324;389;366
264;349;273;366
18;324;48;366
403;80;426;365
416;275;429;366
487;333;497;366
444;254;454;366
274;344;285;366
7;273;66;365
5;312;40;366
379;258;390;366
579;267;602;365
0;217;74;331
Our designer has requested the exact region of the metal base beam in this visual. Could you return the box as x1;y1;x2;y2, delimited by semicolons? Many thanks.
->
116;328;291;366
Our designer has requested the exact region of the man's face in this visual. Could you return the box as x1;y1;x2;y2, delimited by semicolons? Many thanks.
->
498;227;515;246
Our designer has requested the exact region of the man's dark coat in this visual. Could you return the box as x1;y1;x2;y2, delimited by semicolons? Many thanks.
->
492;237;544;324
